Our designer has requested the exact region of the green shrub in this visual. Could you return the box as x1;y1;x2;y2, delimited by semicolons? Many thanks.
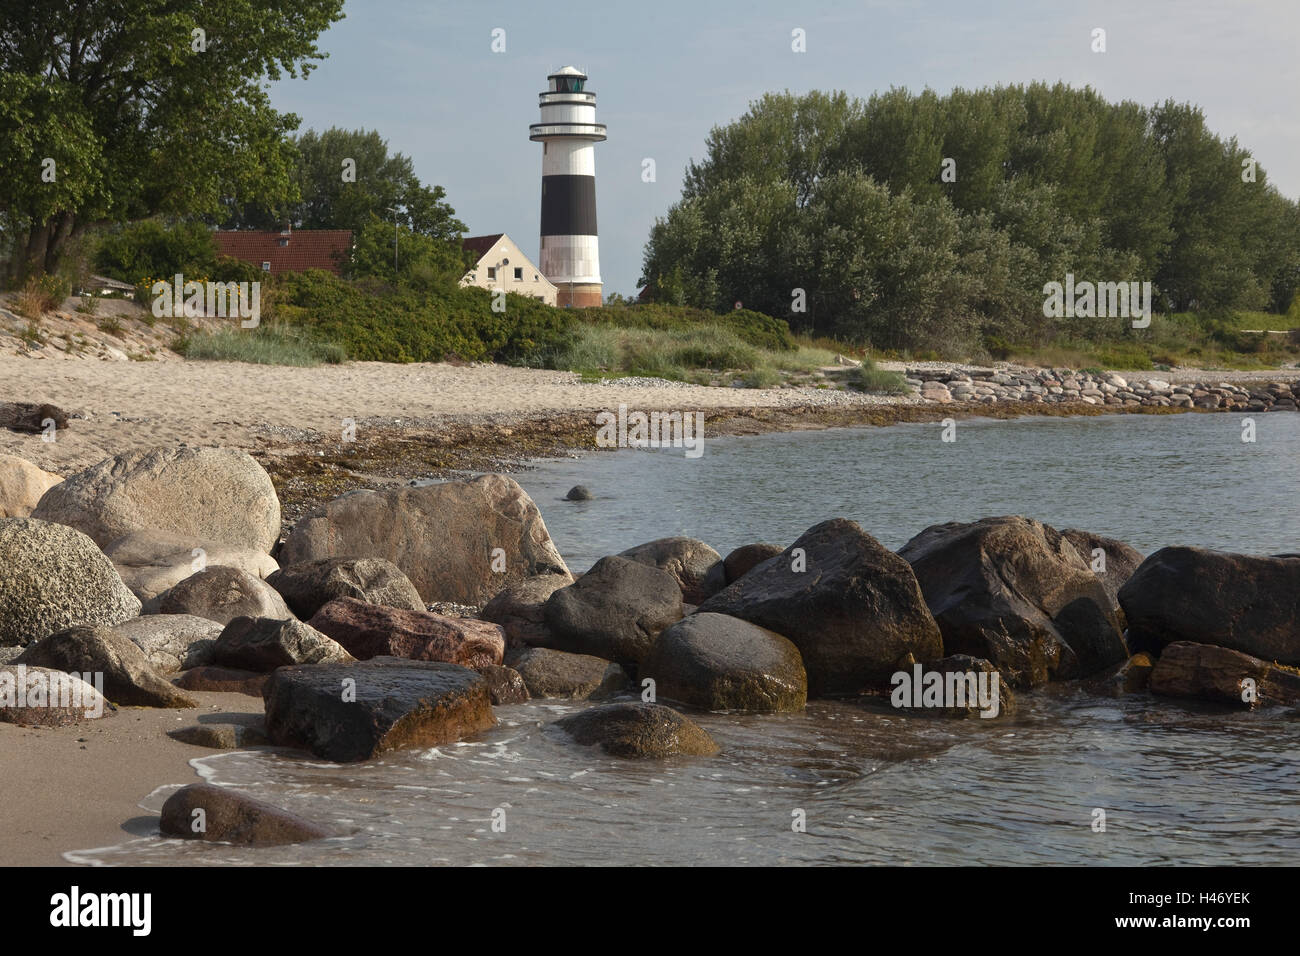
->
13;273;69;316
846;360;910;394
95;221;219;286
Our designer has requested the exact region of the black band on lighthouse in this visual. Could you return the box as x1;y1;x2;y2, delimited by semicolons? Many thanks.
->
540;175;598;237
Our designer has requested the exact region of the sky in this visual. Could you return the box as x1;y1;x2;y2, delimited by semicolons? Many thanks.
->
268;0;1300;297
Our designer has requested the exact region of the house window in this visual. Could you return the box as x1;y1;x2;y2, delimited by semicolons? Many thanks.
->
486;267;496;279
277;238;288;247
534;274;539;281
261;261;271;271
514;268;523;280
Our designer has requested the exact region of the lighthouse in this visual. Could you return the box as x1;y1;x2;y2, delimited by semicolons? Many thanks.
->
529;66;606;308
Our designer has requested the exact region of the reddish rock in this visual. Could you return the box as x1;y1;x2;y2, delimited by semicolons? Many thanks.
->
309;597;504;668
476;664;530;704
1149;642;1300;709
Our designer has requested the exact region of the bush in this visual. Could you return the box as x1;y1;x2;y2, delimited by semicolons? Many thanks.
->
13;273;69;317
846;360;910;394
95;221;219;286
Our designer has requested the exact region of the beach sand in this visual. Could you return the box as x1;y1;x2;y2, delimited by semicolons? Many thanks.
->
0;690;265;866
0;355;905;474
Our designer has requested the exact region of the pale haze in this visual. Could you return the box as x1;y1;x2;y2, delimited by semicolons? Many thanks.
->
269;0;1300;297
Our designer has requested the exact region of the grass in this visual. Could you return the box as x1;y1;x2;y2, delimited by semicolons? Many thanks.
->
535;322;844;387
96;316;126;337
175;324;347;367
846;360;911;394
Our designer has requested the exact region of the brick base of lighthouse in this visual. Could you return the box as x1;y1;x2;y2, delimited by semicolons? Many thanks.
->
555;284;604;308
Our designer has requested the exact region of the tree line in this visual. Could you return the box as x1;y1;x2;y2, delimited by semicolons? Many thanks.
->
640;85;1300;351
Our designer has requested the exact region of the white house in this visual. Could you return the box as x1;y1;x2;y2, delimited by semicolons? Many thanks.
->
460;234;558;306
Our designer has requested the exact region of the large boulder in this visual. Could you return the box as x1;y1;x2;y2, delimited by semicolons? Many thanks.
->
698;519;942;696
1149;642;1300;708
702;542;784;595
899;516;1127;687
105;529;279;603
1060;529;1144;617
0;517;141;648
308;597;503;668
543;556;684;672
143;566;292;625
552;702;718;758
32;446;281;553
210;616;355;671
618;537;722;604
479;573;575;648
641;612;806;713
888;654;1015;719
0;665;112;726
159;784;338;845
476;664;530;705
0;454;62;518
277;475;569;605
262;657;496;762
505;646;628;700
173;665;267;696
267;557;424;620
1119;548;1300;665
16;625;196;708
110;614;222;672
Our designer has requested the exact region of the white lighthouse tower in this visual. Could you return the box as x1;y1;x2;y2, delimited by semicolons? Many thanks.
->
529;66;606;308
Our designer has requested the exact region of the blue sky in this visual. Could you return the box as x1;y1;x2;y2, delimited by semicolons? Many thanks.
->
269;0;1300;297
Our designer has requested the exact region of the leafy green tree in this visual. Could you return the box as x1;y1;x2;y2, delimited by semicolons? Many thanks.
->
347;215;473;288
0;0;343;281
225;127;464;243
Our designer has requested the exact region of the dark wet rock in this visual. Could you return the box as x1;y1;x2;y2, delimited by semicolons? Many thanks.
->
543;556;684;671
308;597;504;668
267;556;424;620
478;573;574;648
618;536;722;604
552;701;719;758
699;518;942;696
16;625;196;708
110;614;221;673
1060;528;1144;619
277;475;569;605
505;646;628;700
0;517;141;648
211;616;354;672
143;566;292;626
32;445;281;553
174;665;268;696
723;543;784;584
565;485;593;501
1086;653;1155;697
168;722;268;749
262;657;496;762
0;665;112;726
899;516;1127;687
476;664;530;704
641;612;806;712
159;783;337;845
1149;642;1300;708
1120;548;1300;665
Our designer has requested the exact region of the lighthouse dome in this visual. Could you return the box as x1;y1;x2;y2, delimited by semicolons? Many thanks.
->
548;66;587;93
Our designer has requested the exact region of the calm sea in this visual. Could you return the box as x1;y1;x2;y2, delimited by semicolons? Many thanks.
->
70;411;1300;866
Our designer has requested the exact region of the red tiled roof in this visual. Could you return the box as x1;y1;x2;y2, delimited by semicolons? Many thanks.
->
462;234;505;262
213;229;353;275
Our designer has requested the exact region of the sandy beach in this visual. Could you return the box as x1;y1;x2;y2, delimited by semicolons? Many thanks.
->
0;690;265;866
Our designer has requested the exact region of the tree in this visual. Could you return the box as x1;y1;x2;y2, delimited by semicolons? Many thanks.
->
224;127;464;243
347;215;473;288
0;0;343;281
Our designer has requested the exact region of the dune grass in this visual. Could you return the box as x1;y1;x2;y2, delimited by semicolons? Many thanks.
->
175;323;346;367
